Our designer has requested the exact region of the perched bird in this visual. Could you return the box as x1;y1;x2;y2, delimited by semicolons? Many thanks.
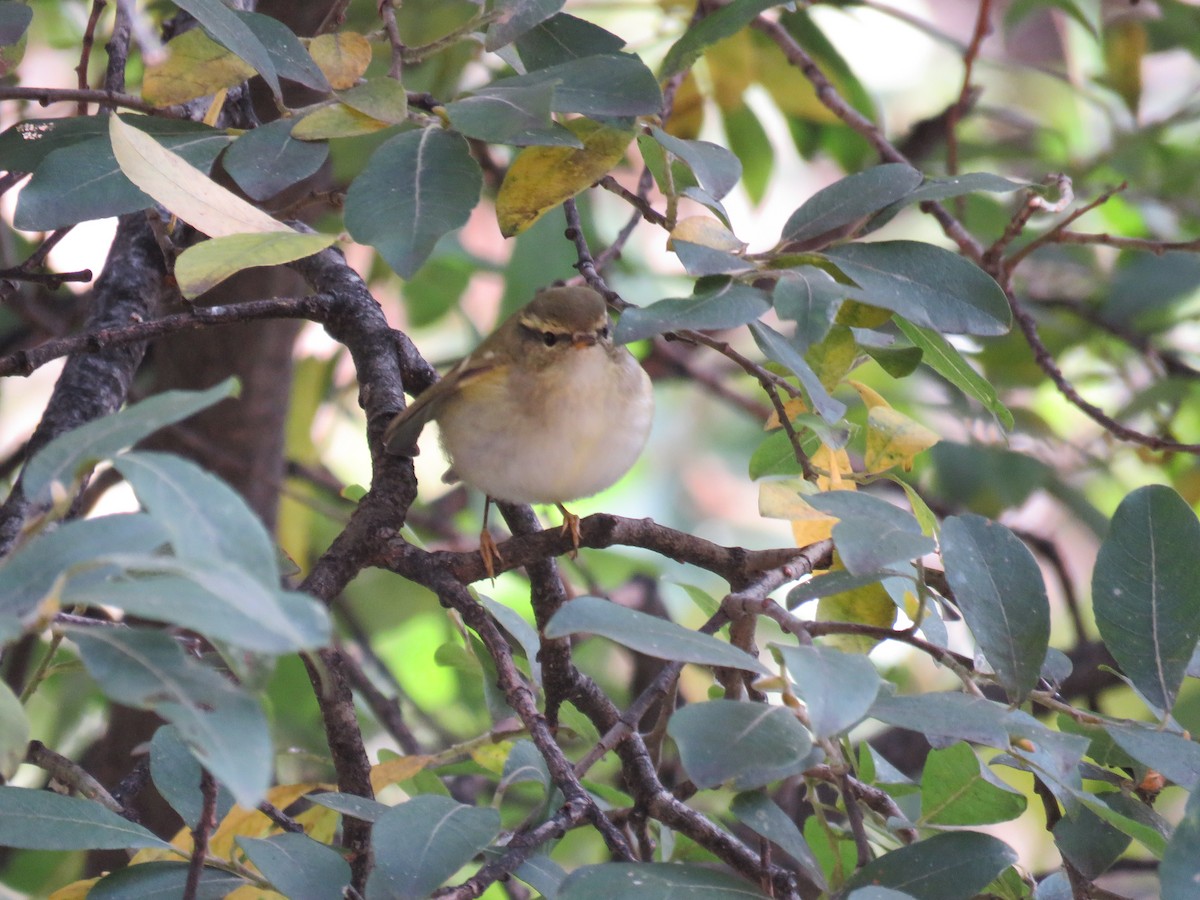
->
385;285;653;576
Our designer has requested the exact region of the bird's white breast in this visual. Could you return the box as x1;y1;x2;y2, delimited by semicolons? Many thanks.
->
437;345;653;504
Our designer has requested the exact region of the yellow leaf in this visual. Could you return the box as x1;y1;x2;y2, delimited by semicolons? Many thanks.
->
49;878;100;899
308;32;372;90
291;103;393;140
295;803;340;844
175;232;337;298
470;741;512;774
705;31;757;111
765;396;808;430
806;325;856;391
207;782;326;859
109;116;293;238
144;29;255;107
339;78;409;124
753;33;839;124
227;888;286;899
849;379;890;410
817;579;896;653
1104;18;1145;115
665;71;704;139
669;216;746;253
864;406;939;473
835;300;893;328
496;119;633;237
370;754;433;792
813;444;855;491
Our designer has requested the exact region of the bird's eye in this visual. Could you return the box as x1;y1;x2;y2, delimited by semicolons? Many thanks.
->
598;325;610;340
542;332;559;347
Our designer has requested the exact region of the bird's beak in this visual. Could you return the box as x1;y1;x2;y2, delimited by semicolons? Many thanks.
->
571;332;598;349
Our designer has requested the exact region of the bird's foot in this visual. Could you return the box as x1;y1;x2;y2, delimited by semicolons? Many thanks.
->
557;504;581;559
480;529;503;580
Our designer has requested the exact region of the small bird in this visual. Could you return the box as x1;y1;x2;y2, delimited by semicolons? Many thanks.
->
385;284;654;576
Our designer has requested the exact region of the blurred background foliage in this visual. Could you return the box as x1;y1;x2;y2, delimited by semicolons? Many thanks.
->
1;0;1199;897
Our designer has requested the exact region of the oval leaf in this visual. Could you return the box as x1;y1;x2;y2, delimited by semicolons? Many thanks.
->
496;119;631;237
823;241;1011;336
614;281;770;344
21;379;238;503
941;514;1051;702
345;127;482;279
0;787;169;851
919;743;1026;826
559;862;768;898
237;833;351;900
366;796;500;900
782;164;922;246
775;644;881;739
845;831;1017;898
69;627;272;808
544;595;769;674
668;699;814;790
174;231;336;298
1092;484;1200;715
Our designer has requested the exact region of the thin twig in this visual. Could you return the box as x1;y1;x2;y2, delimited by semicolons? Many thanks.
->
76;0;109;114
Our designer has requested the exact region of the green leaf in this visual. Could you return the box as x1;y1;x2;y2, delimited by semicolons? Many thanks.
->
870;692;1011;748
515;13;626;69
89;861;246;898
309;791;392;823
748;320;846;424
774;644;881;738
483;597;542;684
1161;787;1200;899
919;743;1026;826
366;796;501;899
445;83;579;147
660;0;781;77
150;726;234;828
21;379;238;504
486;0;565;50
786;569;895;609
13;120;232;230
895;318;1013;429
805;491;935;575
65;568;330;654
773;267;854;348
1104;723;1200;790
1092;485;1200;715
0;513;169;617
174;0;280;99
339;78;410;124
345;127;482;279
668;699;815;790
1052;802;1130;880
236;11;330;92
730;792;825;890
650;126;743;202
492;53;662;117
70;627;272;808
559;863;768;898
723;103;773;205
781;164;922;246
844;831;1017;899
222;118;330;201
544;595;770;674
0;682;29;779
0;2;32;45
823;241;1011;336
941;514;1050;702
0;787;170;850
174;231;336;298
0;115;221;172
614;280;770;344
237;833;351;900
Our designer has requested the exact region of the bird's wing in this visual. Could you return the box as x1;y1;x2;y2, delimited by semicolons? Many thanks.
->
383;351;500;455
